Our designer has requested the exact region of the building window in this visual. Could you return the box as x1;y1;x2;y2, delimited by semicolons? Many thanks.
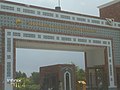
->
23;33;35;38
43;35;54;40
38;35;41;38
56;37;59;40
110;65;112;76
42;12;54;17
13;32;21;37
7;38;11;52
60;15;70;19
61;37;71;41
73;38;76;41
7;55;11;59
66;73;70;90
37;11;41;15
56;14;59;17
23;9;35;14
64;71;71;90
108;47;111;57
77;18;86;22
78;39;87;42
108;42;110;45
93;40;101;44
103;41;107;44
87;19;90;22
1;5;14;11
101;21;104;24
118;24;120;27
72;17;75;20
91;20;100;24
17;8;20;12
7;32;11;36
89;40;91;43
7;62;11;77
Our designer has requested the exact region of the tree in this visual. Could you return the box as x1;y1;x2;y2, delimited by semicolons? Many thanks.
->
70;62;86;81
15;71;40;90
30;72;40;85
16;71;27;79
76;66;86;81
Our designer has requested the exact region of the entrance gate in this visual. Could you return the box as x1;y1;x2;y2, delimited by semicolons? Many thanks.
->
4;29;115;90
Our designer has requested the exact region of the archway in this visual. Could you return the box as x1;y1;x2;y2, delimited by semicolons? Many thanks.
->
4;29;115;90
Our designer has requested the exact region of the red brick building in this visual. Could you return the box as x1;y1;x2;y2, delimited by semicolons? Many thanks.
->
40;64;76;90
98;0;120;22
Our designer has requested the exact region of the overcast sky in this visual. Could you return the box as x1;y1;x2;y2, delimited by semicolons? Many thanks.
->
16;49;85;77
8;0;113;16
7;0;113;77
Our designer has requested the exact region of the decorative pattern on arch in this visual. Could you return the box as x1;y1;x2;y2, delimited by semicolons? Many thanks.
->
4;29;115;90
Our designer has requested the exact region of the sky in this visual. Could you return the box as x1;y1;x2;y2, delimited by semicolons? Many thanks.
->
7;0;113;77
16;49;85;77
8;0;113;16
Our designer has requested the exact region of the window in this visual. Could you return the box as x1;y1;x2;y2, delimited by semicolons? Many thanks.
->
73;38;76;41
108;42;110;45
23;33;35;38
13;32;21;37
72;17;75;20
7;32;11;36
56;37;59;40
7;55;11;59
87;19;90;22
1;5;14;11
61;37;71;41
118;24;120;27
56;14;59;17
42;12;54;17
108;47;111;57
66;73;70;90
110;65;112;76
101;21;104;24
7;62;11;77
23;9;35;14
89;40;91;43
103;41;107;44
38;35;41;38
78;39;87;42
77;18;86;22
7;38;11;52
91;20;100;24
17;8;20;12
43;35;54;40
93;40;101;44
37;11;41;15
64;71;71;90
60;15;70;19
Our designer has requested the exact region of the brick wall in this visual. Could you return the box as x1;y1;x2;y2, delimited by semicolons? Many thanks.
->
39;64;76;90
99;2;120;22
